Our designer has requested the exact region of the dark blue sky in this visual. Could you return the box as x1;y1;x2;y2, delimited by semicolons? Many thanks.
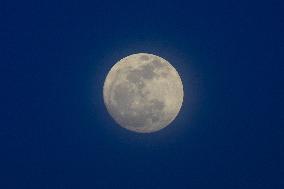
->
1;0;284;188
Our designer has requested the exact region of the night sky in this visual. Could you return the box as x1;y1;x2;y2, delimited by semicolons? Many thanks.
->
1;0;284;188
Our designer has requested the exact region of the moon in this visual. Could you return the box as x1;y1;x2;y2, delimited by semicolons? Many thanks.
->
103;53;183;133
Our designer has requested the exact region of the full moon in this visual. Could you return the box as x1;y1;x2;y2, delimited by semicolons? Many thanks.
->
103;53;184;133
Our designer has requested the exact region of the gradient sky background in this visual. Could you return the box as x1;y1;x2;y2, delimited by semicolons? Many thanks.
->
1;0;284;188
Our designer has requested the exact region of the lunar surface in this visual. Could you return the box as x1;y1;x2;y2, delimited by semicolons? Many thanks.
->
103;53;183;133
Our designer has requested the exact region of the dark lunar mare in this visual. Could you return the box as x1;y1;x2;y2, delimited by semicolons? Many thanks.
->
108;59;167;129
